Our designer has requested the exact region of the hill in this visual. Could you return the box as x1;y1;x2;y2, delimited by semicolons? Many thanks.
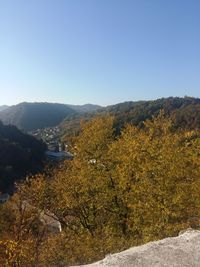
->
0;115;200;266
0;102;101;131
61;97;200;137
0;121;46;193
74;229;200;267
105;96;200;132
0;105;9;112
67;103;102;113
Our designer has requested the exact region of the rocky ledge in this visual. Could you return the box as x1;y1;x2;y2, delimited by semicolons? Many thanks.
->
73;229;200;267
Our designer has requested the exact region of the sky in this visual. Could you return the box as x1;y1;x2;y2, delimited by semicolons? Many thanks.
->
0;0;200;106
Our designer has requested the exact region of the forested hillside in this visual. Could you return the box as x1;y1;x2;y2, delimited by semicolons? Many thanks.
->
0;102;76;131
0;121;46;193
0;102;102;131
0;114;200;266
61;97;200;139
67;103;102;113
1;97;199;135
0;106;9;112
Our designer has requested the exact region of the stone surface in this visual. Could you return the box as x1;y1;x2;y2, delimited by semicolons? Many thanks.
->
73;229;200;267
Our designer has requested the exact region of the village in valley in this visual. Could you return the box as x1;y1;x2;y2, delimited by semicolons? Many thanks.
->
30;126;73;161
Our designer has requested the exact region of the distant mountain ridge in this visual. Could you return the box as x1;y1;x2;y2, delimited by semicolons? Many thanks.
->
0;102;102;131
1;97;200;133
61;97;200;137
0;105;9;112
67;103;102;113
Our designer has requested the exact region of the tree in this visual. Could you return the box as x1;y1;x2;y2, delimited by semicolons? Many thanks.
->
108;113;200;241
1;113;200;266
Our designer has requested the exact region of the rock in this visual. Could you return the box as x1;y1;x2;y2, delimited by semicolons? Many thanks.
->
73;229;200;267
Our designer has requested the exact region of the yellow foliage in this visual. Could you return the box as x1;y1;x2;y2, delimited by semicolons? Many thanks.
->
1;113;200;266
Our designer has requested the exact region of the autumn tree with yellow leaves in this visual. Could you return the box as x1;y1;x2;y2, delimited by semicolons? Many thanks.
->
0;113;200;266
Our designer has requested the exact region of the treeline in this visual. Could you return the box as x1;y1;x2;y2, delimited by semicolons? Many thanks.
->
0;102;102;131
0;121;47;193
61;97;200;140
0;114;200;266
0;102;76;131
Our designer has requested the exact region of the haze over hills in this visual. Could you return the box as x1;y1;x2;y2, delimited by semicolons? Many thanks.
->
0;102;102;131
0;105;9;112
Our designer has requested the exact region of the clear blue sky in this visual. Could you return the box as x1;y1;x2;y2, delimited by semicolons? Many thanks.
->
0;0;200;106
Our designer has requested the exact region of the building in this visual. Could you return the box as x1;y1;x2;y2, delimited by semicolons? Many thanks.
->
45;151;73;161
